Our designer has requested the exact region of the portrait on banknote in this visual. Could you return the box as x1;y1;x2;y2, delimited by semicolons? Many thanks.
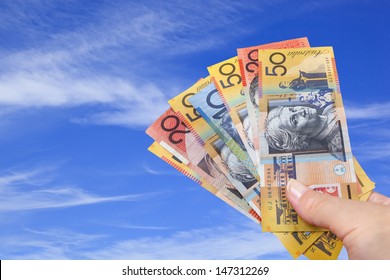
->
243;115;254;150
263;96;346;162
237;107;254;150
249;75;259;109
218;106;248;152
211;138;257;188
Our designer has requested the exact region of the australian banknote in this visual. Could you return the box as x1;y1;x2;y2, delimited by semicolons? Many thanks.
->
146;42;376;260
188;81;259;180
208;56;259;168
146;108;261;223
169;77;262;216
237;38;310;166
257;47;358;232
354;157;375;197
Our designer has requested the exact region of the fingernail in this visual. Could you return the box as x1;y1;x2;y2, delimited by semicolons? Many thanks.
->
287;179;309;200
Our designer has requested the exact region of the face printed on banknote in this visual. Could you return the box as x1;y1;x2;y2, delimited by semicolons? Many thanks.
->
264;102;345;162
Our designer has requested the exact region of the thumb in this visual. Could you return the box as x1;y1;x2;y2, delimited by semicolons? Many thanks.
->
286;179;369;239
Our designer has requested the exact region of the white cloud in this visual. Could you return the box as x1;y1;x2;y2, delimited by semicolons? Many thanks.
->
0;71;169;126
0;185;157;212
353;142;390;162
0;228;105;259
0;168;51;187
1;0;245;127
346;102;390;120
0;222;290;259
0;167;162;212
0;0;352;128
83;222;287;260
97;222;172;231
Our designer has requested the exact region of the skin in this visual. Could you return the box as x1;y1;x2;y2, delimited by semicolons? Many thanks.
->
287;179;390;259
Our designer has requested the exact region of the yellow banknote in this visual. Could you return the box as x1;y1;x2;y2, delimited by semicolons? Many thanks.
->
303;232;343;260
359;191;372;202
208;56;259;169
258;47;358;232
274;231;323;259
354;158;375;197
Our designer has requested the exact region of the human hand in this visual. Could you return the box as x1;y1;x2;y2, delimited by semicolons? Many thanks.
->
286;179;390;259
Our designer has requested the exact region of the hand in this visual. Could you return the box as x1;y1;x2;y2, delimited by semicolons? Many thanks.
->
286;179;390;259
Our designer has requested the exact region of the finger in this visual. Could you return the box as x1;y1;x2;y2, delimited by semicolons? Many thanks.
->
286;179;372;239
368;191;390;206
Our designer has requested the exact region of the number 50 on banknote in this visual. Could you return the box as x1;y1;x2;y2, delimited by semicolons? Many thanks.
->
257;47;359;232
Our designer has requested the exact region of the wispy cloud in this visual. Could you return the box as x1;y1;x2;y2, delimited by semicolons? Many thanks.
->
0;0;265;128
0;227;105;259
350;126;390;140
345;102;390;120
0;167;52;187
0;167;161;212
84;222;287;260
353;142;390;161
23;227;106;243
98;221;172;231
0;187;156;212
0;222;289;259
1;0;344;128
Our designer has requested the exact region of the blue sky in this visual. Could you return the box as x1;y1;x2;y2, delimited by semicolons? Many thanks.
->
0;0;389;260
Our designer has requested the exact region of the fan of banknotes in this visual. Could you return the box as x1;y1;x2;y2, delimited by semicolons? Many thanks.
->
145;37;376;260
